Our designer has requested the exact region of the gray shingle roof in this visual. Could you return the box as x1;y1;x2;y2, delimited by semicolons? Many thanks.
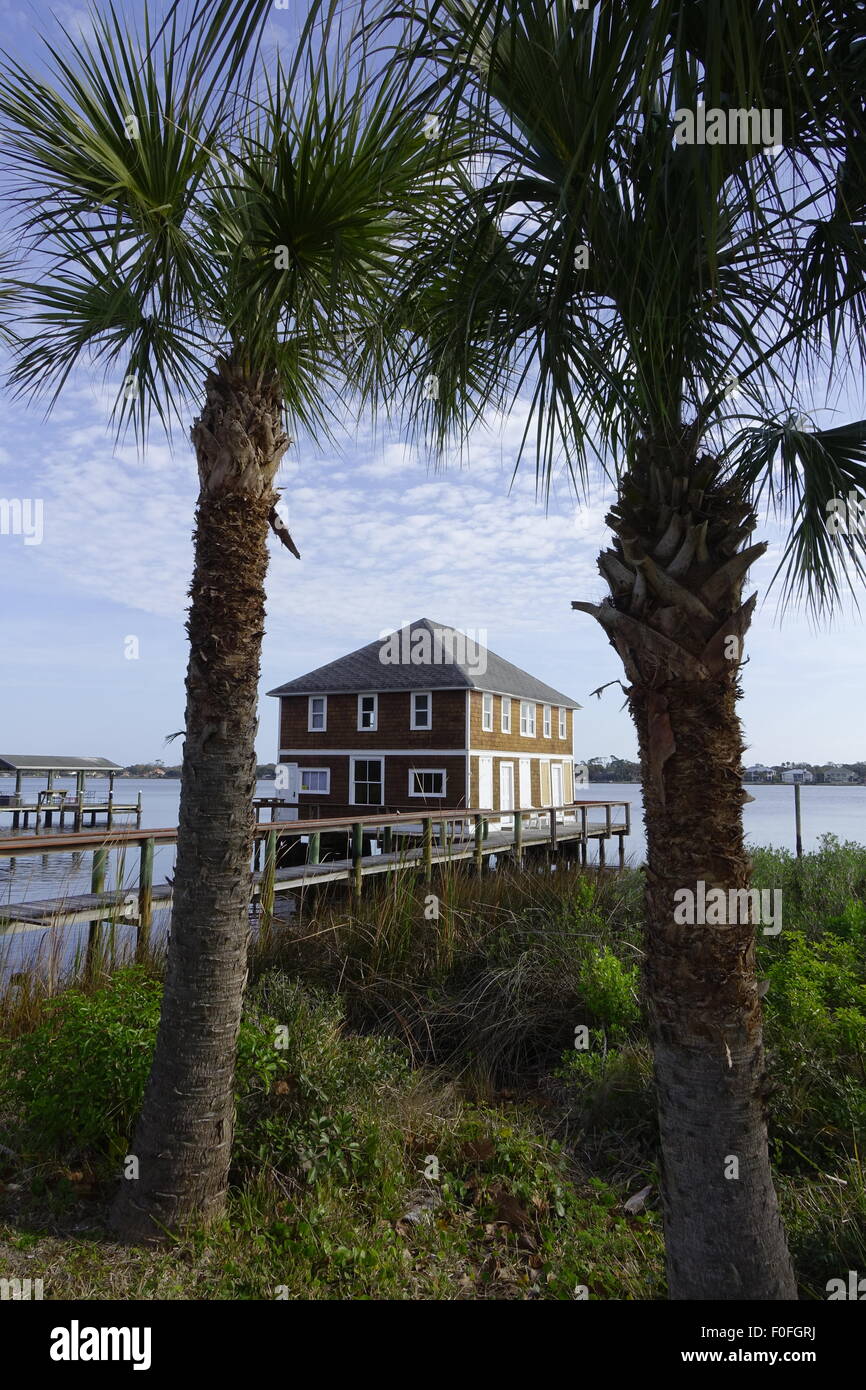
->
267;619;581;708
0;755;123;772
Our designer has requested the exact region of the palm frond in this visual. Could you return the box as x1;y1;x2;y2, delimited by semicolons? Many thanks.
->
727;418;866;617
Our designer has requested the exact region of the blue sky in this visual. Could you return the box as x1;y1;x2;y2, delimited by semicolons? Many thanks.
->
0;0;864;767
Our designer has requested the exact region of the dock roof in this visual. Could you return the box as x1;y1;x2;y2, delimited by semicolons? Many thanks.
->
0;755;123;773
267;618;582;708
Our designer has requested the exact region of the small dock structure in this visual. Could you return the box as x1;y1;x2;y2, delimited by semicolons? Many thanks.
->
0;754;141;831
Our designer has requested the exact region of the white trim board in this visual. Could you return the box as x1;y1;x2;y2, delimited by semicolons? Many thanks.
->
280;748;465;758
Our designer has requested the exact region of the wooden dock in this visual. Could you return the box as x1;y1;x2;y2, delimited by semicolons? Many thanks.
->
0;801;631;938
0;793;142;831
0;757;142;830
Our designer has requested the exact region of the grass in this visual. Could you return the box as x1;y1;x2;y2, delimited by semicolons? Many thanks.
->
0;836;864;1299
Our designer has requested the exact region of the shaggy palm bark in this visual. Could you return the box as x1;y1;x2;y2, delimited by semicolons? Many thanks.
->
111;355;288;1244
575;437;797;1300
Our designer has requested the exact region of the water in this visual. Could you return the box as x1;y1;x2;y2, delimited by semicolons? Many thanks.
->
1;776;863;978
0;778;284;977
586;780;866;863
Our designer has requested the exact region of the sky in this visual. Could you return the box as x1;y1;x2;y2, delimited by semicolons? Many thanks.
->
0;0;864;769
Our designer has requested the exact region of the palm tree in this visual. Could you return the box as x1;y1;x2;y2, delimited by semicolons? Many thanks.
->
350;0;865;1297
0;1;445;1242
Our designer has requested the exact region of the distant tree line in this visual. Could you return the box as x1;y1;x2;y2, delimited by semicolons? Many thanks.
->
120;764;277;780
587;756;865;784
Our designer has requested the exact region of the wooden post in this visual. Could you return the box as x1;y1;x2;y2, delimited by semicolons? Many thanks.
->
307;831;321;865
137;838;154;959
383;825;393;856
136;790;142;827
260;829;277;934
87;846;108;971
618;834;625;868
108;772;116;828
513;808;523;863
45;770;55;827
423;816;433;882
352;821;364;899
474;814;484;874
12;770;21;829
794;783;803;858
598;835;606;867
549;807;557;852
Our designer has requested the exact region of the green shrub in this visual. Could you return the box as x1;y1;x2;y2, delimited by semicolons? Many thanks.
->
0;967;162;1163
761;922;866;1168
0;966;293;1166
577;945;640;1044
236;972;411;1191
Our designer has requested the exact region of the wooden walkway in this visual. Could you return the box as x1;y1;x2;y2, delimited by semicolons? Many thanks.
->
0;802;631;936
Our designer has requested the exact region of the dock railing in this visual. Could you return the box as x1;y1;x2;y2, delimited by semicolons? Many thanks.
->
0;799;632;948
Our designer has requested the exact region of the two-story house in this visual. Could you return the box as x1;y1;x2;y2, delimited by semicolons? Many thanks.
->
267;618;581;816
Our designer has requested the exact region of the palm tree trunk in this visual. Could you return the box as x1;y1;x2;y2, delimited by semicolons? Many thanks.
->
575;436;797;1299
111;355;287;1244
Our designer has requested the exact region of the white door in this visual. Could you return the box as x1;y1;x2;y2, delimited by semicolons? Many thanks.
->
478;756;493;809
499;762;515;828
519;758;531;809
551;764;564;818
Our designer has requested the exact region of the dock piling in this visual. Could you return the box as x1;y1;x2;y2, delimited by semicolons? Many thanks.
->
137;838;154;958
87;846;108;971
423;817;433;883
473;814;484;874
352;822;364;899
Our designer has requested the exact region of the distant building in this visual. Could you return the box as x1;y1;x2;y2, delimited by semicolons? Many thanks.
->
780;768;814;784
744;764;776;782
268;618;581;816
818;765;860;785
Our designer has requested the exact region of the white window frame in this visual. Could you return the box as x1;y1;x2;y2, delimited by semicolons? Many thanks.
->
482;692;494;732
411;690;432;730
520;700;536;737
558;706;567;739
501;696;511;734
407;768;447;798
349;755;384;806
299;767;330;794
307;695;327;732
357;693;378;732
543;704;552;738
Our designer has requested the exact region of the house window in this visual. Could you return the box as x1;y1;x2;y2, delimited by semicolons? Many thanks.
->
351;757;383;805
411;691;431;730
558;707;567;739
308;695;327;732
520;701;536;736
482;693;493;732
501;696;511;734
543;704;552;738
358;694;378;731
299;768;330;794
408;769;446;797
